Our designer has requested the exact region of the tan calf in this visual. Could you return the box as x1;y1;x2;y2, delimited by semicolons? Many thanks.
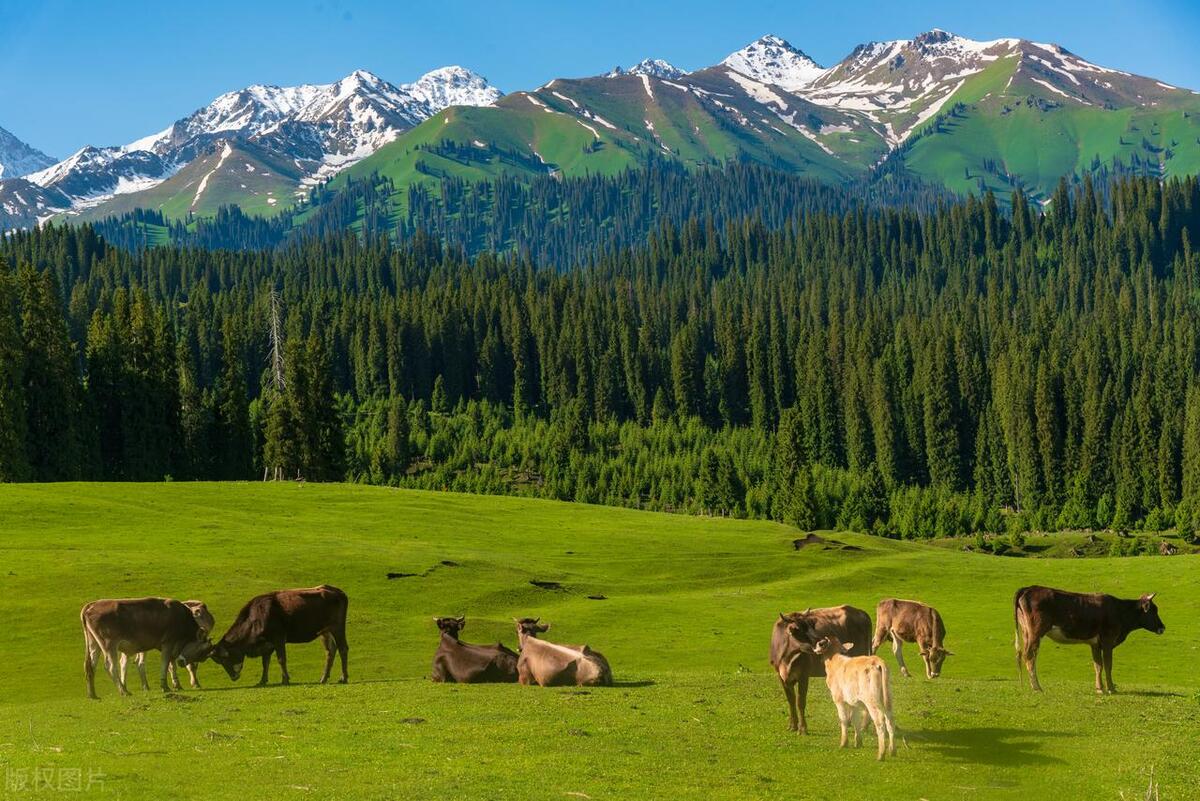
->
813;635;897;760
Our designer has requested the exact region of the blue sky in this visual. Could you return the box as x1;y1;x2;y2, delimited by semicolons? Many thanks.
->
1;0;1197;158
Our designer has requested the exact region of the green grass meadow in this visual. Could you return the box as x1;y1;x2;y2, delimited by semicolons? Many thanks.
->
1;484;1197;799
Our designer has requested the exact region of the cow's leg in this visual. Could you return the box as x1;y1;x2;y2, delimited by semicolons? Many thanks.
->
319;632;335;684
275;643;290;685
185;662;201;689
835;702;852;748
867;705;888;761
796;673;810;735
118;652;129;688
136;653;152;691
851;706;865;747
168;657;183;691
159;644;178;692
779;675;798;732
1090;644;1104;694
1102;646;1117;694
104;644;129;695
890;632;910;678
1023;636;1042;691
84;633;99;700
258;653;271;686
335;633;349;684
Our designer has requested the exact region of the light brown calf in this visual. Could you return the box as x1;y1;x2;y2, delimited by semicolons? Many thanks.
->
813;634;897;761
871;598;952;679
514;618;612;687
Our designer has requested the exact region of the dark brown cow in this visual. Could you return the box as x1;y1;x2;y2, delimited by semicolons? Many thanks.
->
1014;585;1165;693
769;605;872;734
871;598;952;679
514;618;612;687
81;597;213;699
431;616;518;683
208;585;349;685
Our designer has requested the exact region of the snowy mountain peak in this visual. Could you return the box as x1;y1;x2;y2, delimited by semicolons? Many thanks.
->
407;66;503;110
606;59;686;80
721;35;825;92
0;126;55;180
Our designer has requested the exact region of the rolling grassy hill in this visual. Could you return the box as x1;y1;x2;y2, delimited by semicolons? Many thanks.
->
0;483;1197;799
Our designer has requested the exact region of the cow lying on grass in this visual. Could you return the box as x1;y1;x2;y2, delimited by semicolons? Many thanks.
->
872;598;952;679
813;634;898;761
1014;585;1164;693
514;618;612;687
431;616;518;683
770;606;872;734
208;585;350;685
81;597;213;699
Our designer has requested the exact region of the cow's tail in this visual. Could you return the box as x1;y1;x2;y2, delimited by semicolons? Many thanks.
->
879;662;892;712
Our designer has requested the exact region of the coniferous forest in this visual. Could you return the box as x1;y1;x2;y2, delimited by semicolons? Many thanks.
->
3;173;1200;541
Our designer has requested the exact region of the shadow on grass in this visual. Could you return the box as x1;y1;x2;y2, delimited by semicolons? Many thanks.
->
907;727;1072;767
612;680;656;688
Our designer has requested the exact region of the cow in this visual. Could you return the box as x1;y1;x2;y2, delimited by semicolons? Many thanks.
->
125;600;216;690
769;605;872;734
81;597;213;699
1014;585;1165;694
207;585;349;686
812;634;898;760
514;618;612;687
871;598;952;679
431;616;518;683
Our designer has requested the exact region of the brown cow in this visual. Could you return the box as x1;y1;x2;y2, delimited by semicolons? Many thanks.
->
125;600;215;690
514;618;612;687
813;634;897;760
769;605;872;734
81;597;213;699
871;598;952;679
1014;585;1165;693
431;616;518;683
207;585;349;685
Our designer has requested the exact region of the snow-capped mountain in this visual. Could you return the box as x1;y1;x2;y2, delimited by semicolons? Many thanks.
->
720;35;826;93
606;59;686;80
0;126;55;180
18;66;502;215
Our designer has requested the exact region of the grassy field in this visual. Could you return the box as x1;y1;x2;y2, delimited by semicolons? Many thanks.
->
0;483;1196;800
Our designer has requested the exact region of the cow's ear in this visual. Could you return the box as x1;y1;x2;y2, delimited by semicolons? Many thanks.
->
944;650;955;657
841;642;855;653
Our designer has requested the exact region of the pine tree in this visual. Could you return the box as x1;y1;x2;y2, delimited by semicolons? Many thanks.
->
0;266;30;481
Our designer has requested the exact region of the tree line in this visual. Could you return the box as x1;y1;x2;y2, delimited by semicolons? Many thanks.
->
3;173;1200;539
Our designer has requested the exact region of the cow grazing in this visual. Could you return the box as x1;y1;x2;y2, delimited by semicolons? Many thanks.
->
208;585;349;686
812;634;897;760
431;616;518;683
81;597;213;699
125;600;216;690
769;605;872;734
871;598;952;679
1014;585;1164;693
514;618;612;687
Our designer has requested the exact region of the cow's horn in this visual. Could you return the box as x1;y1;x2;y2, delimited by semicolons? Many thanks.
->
1146;592;1156;601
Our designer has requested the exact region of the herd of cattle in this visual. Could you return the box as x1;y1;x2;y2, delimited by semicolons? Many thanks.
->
80;583;1165;760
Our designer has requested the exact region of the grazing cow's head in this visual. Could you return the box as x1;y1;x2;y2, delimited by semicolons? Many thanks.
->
177;636;213;668
1138;593;1165;635
812;635;855;657
514;617;549;638
435;616;467;638
919;645;953;678
208;642;245;681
